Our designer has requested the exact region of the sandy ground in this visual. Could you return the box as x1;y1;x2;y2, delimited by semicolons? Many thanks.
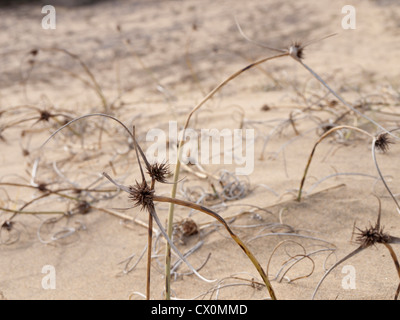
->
1;0;400;300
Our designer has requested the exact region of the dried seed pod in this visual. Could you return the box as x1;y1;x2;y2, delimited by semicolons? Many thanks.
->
178;218;199;237
129;181;154;211
146;162;171;183
356;225;391;248
77;201;91;215
289;41;304;60
374;133;394;153
30;49;39;56
39;110;52;122
1;220;14;232
37;183;48;192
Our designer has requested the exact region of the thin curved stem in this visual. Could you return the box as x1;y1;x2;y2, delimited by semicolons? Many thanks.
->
164;52;288;299
148;205;216;284
371;139;400;214
297;125;373;201
296;60;398;141
312;246;364;300
383;243;400;300
154;195;277;300
41;113;134;150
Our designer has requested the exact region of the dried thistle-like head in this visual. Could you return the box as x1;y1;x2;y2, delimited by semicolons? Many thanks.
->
289;41;304;60
375;133;394;153
129;181;154;211
39;110;52;122
356;224;391;248
146;162;171;183
1;220;14;231
37;183;48;192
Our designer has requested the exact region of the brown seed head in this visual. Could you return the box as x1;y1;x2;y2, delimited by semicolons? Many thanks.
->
129;181;154;211
1;220;14;231
261;104;271;112
37;183;48;192
356;224;391;248
39;110;52;122
374;133;394;153
289;41;304;60
146;162;171;183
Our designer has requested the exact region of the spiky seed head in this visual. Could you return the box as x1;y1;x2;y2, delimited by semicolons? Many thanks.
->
40;110;51;122
37;183;48;192
375;133;394;153
289;41;304;60
129;181;154;211
146;162;171;183
1;220;14;231
356;224;391;248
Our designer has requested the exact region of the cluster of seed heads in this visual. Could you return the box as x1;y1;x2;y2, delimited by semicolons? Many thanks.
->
127;162;171;211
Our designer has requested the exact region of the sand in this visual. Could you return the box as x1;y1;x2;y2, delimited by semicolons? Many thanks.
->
0;0;400;300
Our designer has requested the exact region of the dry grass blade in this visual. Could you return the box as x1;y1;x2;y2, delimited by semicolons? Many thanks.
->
154;195;277;300
313;196;400;300
383;243;400;300
40;113;134;150
297;125;374;201
102;172;217;286
371;133;400;214
234;16;287;53
292;56;398;141
146;208;153;300
147;205;216;284
39;47;108;111
311;246;364;300
164;52;288;299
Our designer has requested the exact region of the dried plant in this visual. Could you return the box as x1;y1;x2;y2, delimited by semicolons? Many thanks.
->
297;125;399;216
312;197;400;300
2;19;399;302
40;113;277;300
164;46;290;300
